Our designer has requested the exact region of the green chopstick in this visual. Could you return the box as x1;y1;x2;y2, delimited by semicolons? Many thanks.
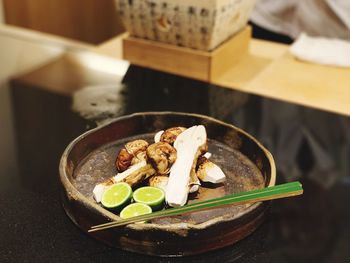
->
89;181;303;232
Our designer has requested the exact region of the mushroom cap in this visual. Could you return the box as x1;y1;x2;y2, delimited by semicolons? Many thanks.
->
160;127;186;145
146;142;177;175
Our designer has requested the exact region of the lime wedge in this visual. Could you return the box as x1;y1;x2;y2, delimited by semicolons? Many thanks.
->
120;203;152;219
133;186;165;210
101;183;132;210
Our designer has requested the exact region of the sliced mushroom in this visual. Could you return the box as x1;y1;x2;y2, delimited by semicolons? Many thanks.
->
166;125;207;207
197;157;226;183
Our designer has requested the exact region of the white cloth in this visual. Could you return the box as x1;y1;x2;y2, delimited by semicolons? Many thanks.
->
251;0;350;40
290;33;350;68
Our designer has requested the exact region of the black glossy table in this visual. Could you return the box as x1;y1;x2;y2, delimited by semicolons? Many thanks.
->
1;66;349;263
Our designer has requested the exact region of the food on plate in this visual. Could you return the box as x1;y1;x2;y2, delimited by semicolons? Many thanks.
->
114;161;154;187
154;130;164;143
148;175;169;192
93;125;226;210
166;125;207;207
159;127;187;145
132;186;165;211
101;182;132;210
146;142;176;175
196;156;226;183
116;139;149;172
188;173;201;194
119;203;152;219
93;142;176;202
93;161;152;203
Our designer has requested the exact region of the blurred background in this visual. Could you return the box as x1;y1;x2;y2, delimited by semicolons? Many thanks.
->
1;0;125;44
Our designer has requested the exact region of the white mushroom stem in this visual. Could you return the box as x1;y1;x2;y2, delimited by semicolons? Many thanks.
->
113;160;149;181
155;128;201;194
154;130;164;143
189;165;201;194
115;162;155;187
197;159;226;183
148;173;200;194
203;152;212;159
93;161;153;202
92;184;110;203
189;184;200;193
166;125;207;207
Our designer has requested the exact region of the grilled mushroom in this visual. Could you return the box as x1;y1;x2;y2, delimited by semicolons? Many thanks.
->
131;151;147;165
94;126;225;204
160;127;186;145
146;142;177;175
94;141;176;202
125;139;149;154
115;148;133;172
115;139;149;172
93;160;154;202
196;157;226;183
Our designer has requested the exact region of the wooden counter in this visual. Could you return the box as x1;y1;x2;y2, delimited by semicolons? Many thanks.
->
2;24;349;116
95;33;350;117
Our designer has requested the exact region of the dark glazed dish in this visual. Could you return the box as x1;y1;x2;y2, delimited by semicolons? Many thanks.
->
59;112;276;257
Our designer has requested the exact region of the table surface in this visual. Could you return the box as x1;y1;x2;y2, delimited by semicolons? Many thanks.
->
1;25;350;263
2;66;350;263
95;32;350;117
3;23;350;117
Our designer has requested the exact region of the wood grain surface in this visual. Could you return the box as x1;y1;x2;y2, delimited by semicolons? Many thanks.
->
123;27;251;82
238;52;350;116
3;0;125;44
116;32;350;116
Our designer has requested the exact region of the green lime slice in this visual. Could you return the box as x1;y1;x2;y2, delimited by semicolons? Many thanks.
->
119;203;152;219
132;186;165;210
101;183;132;210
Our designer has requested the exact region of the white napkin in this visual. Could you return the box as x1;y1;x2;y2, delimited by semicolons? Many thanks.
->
290;33;350;68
